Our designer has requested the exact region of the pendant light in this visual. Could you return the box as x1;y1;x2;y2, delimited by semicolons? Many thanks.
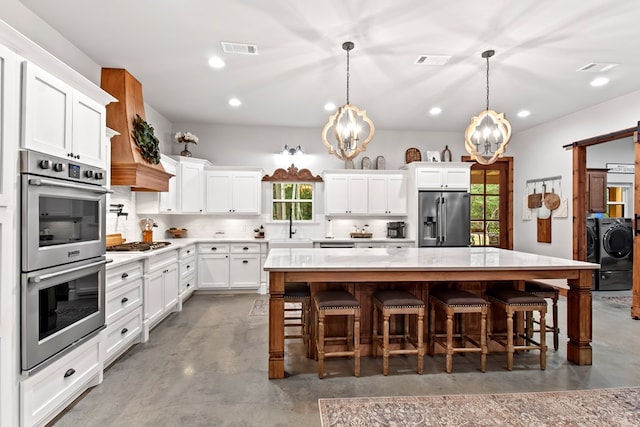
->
464;49;512;165
321;41;375;161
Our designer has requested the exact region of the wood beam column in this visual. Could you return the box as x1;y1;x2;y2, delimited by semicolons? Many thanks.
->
632;128;640;319
566;269;592;365
268;272;285;378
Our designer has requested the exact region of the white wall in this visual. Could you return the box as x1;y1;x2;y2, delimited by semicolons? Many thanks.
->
511;90;640;258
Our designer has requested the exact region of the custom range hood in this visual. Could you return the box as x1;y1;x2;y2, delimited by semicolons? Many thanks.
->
100;68;172;192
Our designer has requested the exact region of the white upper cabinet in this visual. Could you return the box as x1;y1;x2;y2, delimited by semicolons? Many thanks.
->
324;173;368;215
204;170;261;214
416;164;471;191
21;61;106;168
0;42;18;207
368;173;407;215
158;157;178;213
179;160;206;213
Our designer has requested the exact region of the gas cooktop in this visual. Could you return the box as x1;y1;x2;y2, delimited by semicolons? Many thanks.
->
106;241;172;252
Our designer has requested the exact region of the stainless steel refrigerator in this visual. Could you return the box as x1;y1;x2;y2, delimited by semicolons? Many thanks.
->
418;191;470;247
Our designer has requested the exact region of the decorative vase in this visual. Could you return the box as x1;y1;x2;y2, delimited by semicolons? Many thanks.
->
180;143;192;157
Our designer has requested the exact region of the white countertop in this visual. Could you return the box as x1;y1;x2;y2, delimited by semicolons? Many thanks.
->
263;247;600;272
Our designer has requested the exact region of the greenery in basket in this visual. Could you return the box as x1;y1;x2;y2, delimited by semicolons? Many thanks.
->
132;114;161;164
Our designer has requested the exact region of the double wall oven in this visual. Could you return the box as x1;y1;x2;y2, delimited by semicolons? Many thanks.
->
21;150;109;373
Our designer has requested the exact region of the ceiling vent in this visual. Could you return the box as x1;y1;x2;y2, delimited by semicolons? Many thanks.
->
576;62;618;72
414;55;451;65
221;41;258;55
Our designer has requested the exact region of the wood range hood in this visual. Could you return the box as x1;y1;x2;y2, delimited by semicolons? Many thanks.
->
100;68;172;192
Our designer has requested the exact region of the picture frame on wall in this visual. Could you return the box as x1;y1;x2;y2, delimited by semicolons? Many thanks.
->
426;151;441;162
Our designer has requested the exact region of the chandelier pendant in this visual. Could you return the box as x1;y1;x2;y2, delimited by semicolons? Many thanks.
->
321;41;375;161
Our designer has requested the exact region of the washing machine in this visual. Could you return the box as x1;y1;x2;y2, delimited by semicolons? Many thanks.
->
597;218;633;290
586;218;599;289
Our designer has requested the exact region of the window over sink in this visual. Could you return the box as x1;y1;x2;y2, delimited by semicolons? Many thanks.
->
271;182;314;221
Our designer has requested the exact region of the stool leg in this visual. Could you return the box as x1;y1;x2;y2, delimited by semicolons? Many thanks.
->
480;308;487;373
506;308;514;371
305;301;312;358
539;308;547;371
317;311;325;379
445;309;454;373
383;313;390;376
354;311;361;377
417;311;424;374
372;305;378;359
552;297;559;351
428;303;436;356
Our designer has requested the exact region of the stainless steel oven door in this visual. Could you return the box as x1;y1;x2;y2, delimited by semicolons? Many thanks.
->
22;257;107;373
22;173;108;271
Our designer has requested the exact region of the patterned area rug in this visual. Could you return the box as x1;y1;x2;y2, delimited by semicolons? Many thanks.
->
319;388;640;426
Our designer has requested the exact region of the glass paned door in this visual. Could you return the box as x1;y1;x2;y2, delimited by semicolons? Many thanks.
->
470;167;506;247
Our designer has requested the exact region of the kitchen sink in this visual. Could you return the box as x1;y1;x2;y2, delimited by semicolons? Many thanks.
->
268;239;314;249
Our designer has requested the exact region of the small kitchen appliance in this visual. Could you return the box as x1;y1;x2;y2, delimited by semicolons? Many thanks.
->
139;218;156;243
387;221;406;238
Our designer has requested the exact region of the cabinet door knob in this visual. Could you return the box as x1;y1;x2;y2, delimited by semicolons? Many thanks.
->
64;368;76;378
121;297;129;304
186;265;191;269
121;327;128;335
186;283;191;288
187;250;191;254
121;273;129;279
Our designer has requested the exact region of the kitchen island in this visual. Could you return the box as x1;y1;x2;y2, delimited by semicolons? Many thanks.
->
264;247;599;379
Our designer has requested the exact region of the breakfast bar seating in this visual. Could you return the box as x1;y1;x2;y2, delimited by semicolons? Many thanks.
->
524;280;560;351
283;283;311;358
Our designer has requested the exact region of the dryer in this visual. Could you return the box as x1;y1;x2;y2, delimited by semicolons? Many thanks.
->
586;218;599;290
597;218;633;290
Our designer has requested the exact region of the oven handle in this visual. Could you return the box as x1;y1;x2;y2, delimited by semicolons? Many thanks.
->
28;178;113;194
29;259;111;283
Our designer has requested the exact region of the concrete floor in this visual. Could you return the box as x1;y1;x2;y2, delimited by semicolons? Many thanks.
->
53;291;640;426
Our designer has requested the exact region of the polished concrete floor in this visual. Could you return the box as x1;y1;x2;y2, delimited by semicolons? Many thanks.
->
53;291;640;426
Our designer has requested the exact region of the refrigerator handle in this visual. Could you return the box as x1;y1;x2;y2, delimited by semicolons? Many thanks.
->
441;197;447;243
436;196;442;244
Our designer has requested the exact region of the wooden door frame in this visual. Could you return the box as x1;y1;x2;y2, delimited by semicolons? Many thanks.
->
463;156;514;250
566;123;640;319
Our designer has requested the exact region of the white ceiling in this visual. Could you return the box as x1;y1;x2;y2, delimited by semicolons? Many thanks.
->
18;0;640;132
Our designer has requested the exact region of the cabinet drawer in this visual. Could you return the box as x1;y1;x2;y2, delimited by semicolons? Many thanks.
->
180;245;196;260
181;255;196;279
230;243;261;253
181;271;197;295
106;278;142;324
199;243;230;254
106;261;143;290
21;335;101;427
105;307;142;361
148;249;178;271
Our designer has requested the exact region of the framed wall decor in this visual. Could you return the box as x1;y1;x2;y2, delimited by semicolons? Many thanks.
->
426;151;441;162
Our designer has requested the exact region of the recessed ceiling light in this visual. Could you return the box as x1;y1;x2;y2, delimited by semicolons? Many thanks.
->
324;102;336;112
228;98;242;107
590;77;609;87
517;110;531;118
429;107;442;115
208;56;225;69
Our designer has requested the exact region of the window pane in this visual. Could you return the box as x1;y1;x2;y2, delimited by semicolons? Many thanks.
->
487;221;500;246
272;183;314;200
470;195;485;220
272;202;313;221
485;196;500;219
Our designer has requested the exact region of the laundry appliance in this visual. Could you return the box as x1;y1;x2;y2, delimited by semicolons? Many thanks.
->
597;218;633;291
586;218;599;290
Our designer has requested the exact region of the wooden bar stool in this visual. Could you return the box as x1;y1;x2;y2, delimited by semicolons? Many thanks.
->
284;283;311;358
313;290;361;379
372;289;425;375
486;288;547;371
429;288;488;373
524;281;560;351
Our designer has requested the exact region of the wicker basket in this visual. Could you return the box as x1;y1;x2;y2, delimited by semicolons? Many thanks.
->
405;148;422;163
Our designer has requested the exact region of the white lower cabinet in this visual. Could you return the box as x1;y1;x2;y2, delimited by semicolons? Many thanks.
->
198;242;265;291
179;244;197;302
20;335;102;427
104;259;144;368
144;250;179;340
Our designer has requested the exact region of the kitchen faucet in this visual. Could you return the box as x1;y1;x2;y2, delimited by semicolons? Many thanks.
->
289;206;296;238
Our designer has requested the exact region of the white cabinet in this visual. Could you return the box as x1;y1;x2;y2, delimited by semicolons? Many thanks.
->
20;335;102;427
205;170;261;214
104;259;143;368
179;244;197;302
21;61;106;168
324;174;368;215
144;250;179;339
178;159;207;213
198;242;264;291
198;243;230;290
136;155;178;214
416;165;470;191
368;174;407;215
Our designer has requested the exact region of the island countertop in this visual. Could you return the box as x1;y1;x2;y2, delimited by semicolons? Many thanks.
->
265;246;598;379
263;247;600;272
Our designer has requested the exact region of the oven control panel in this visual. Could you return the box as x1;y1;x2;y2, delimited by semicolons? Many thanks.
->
21;150;107;186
